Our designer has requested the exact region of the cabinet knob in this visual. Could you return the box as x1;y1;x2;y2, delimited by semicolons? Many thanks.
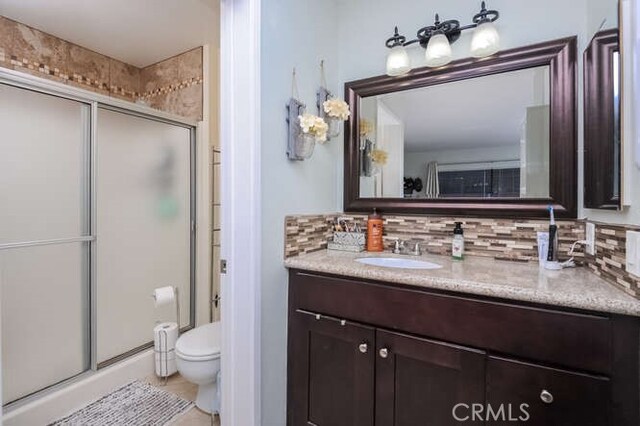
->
379;348;389;358
358;343;368;353
540;389;554;404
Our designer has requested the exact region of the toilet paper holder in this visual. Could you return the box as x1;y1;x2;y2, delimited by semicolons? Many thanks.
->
152;286;181;384
152;286;180;329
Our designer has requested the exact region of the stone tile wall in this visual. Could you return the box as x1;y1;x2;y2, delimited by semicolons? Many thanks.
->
0;16;203;121
139;48;203;121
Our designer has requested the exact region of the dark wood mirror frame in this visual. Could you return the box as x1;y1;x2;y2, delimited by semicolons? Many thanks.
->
584;29;621;210
343;37;577;218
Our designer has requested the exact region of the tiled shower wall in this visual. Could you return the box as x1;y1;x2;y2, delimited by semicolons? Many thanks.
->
0;16;203;121
139;48;203;120
285;213;640;300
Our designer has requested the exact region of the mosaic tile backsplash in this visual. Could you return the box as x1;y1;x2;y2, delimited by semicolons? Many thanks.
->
0;16;203;121
285;213;640;301
586;222;640;299
285;214;585;261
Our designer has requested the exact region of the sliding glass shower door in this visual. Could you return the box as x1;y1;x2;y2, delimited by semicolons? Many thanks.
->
0;83;195;405
0;84;91;404
95;108;193;365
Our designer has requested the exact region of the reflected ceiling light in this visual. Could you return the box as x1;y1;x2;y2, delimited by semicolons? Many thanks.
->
384;2;500;75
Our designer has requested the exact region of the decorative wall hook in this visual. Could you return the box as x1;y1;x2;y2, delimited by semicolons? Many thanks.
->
316;60;350;140
317;60;333;121
286;68;311;160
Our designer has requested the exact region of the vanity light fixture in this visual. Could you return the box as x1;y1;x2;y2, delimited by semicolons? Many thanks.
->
384;1;500;76
385;28;411;76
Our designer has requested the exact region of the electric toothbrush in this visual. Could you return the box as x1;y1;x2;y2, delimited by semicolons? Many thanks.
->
546;205;558;262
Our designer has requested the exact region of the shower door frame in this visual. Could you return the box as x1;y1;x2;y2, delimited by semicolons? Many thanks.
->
0;67;198;408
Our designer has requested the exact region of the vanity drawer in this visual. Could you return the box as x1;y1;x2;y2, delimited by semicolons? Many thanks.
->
486;356;610;425
290;270;612;373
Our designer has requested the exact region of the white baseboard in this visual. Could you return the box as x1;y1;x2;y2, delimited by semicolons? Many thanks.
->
3;350;154;426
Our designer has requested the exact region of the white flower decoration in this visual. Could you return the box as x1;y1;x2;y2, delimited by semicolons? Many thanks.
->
298;113;328;143
323;98;351;121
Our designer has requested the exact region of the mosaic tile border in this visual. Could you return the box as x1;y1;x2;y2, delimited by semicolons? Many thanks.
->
8;54;114;92
139;77;204;100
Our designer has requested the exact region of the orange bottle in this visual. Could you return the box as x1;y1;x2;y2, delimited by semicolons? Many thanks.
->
367;208;384;252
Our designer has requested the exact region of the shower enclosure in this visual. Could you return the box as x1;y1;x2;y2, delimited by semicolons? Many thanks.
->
0;73;196;406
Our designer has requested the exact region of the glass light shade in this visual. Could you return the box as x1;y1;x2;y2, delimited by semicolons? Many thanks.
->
470;21;500;58
386;45;411;76
424;33;452;68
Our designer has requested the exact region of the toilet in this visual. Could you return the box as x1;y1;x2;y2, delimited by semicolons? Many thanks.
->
175;321;221;414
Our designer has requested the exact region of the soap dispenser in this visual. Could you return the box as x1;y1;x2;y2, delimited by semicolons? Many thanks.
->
367;208;384;252
452;222;464;260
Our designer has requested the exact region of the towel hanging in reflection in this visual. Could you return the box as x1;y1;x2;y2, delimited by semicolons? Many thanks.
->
425;161;440;198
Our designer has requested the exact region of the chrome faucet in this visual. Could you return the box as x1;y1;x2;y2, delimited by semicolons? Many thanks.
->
393;239;422;256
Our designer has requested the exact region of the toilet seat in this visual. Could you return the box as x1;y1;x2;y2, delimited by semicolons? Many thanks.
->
176;322;221;361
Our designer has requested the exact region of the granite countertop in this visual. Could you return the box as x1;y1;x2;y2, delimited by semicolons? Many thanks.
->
284;250;640;317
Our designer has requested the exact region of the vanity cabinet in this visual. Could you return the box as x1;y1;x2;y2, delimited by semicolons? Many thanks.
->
375;330;485;426
288;309;375;426
287;270;640;426
486;356;609;425
288;309;485;426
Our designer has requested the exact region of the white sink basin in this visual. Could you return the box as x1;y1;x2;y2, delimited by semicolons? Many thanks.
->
355;257;442;270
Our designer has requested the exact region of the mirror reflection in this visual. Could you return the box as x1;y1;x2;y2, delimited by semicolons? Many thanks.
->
613;50;621;199
359;66;551;199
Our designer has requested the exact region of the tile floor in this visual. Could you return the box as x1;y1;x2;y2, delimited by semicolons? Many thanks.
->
146;374;220;426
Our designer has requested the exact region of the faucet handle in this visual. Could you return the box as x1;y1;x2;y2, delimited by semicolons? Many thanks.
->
412;242;422;256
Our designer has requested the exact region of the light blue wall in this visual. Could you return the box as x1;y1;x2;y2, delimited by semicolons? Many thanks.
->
260;0;639;423
260;1;341;424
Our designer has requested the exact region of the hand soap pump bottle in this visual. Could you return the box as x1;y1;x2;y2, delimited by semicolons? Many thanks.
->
367;208;384;252
452;222;465;260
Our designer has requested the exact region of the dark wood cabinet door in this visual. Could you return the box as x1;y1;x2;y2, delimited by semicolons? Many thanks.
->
375;330;486;426
487;356;610;426
288;309;375;426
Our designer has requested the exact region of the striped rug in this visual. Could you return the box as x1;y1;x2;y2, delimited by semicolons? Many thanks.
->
48;380;194;426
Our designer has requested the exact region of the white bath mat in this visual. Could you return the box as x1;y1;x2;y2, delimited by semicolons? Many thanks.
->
48;380;194;426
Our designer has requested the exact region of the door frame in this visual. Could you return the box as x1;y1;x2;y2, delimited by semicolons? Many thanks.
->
220;0;262;424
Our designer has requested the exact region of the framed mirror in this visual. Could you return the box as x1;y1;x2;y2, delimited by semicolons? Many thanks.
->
343;37;577;218
584;26;621;209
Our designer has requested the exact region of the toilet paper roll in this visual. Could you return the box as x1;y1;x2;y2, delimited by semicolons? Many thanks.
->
153;286;175;307
154;322;178;377
154;322;179;352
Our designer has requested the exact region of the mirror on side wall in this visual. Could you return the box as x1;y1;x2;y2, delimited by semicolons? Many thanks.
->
584;0;621;210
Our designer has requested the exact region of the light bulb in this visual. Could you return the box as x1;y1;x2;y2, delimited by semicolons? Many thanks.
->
386;45;411;76
424;33;452;68
471;21;500;58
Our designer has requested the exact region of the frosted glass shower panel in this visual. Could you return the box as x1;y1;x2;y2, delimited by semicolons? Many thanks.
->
96;109;192;364
0;84;89;244
0;243;89;404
